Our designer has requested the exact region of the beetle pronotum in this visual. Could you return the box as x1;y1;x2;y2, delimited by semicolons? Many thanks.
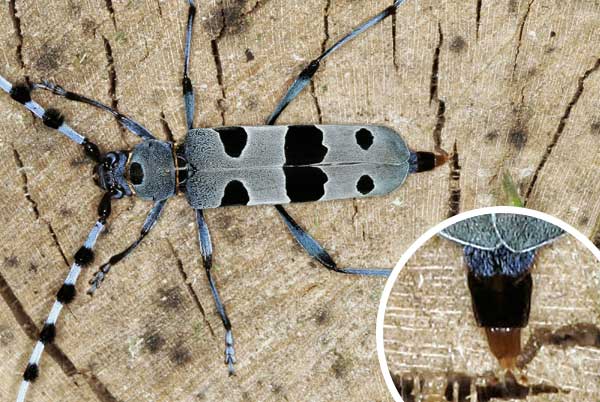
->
2;1;447;401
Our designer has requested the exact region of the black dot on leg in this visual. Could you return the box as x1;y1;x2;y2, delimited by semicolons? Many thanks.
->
39;323;56;344
23;363;39;382
56;283;76;304
42;108;64;129
10;83;32;104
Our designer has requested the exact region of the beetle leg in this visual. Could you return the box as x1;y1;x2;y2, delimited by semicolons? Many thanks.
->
195;209;236;374
276;205;392;277
87;199;168;294
16;193;113;402
32;80;156;140
266;0;407;125
0;75;102;162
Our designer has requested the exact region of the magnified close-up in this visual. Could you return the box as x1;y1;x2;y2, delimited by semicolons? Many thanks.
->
382;211;600;402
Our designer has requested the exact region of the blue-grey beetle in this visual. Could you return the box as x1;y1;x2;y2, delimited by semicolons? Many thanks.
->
1;1;447;401
439;213;565;369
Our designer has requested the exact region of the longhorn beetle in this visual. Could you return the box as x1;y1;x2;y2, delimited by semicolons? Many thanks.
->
2;1;446;401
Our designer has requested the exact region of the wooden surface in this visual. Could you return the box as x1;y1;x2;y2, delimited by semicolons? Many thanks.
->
384;233;600;401
0;1;598;401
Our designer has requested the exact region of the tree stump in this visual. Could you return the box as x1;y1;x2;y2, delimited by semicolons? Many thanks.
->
0;1;598;401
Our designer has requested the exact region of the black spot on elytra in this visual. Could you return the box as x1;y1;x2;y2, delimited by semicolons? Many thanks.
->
356;175;375;195
284;167;327;202
591;120;600;135
245;48;254;62
509;129;527;150
285;125;328;165
450;36;467;53
170;343;192;366
355;128;374;150
331;351;351;379
158;287;184;310
215;126;248;158
143;330;166;354
550;31;557;38
220;180;250;206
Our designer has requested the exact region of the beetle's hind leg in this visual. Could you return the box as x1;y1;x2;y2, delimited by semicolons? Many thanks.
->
266;0;406;125
276;206;392;277
195;209;236;374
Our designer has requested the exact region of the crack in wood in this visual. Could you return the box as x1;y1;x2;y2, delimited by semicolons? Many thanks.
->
309;0;331;125
104;0;117;29
101;36;129;145
512;0;535;76
525;57;600;203
12;146;71;267
393;371;562;402
8;0;25;71
429;23;443;105
160;111;175;143
391;1;398;71
448;142;461;217
517;323;600;369
166;240;216;338
475;0;482;40
0;271;120;402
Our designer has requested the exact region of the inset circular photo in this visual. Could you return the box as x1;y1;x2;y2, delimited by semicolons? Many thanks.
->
377;207;600;402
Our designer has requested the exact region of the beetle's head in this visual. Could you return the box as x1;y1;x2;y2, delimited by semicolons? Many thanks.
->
93;151;133;199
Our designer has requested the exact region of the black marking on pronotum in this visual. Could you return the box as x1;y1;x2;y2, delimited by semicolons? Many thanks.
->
357;175;375;195
284;166;328;202
221;180;250;206
355;128;374;150
129;162;144;185
284;125;328;165
3;1;445;401
215;126;248;158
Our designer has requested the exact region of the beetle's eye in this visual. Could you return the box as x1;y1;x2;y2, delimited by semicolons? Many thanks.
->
129;162;144;185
